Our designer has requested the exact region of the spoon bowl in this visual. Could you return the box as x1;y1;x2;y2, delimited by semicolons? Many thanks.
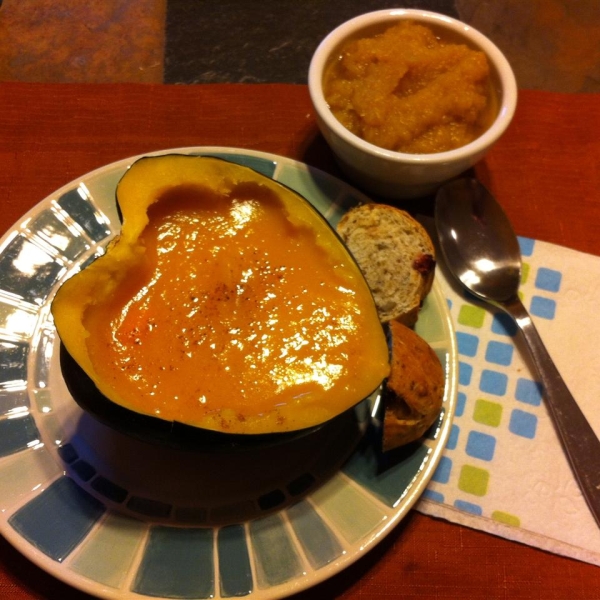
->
436;178;521;304
435;177;600;528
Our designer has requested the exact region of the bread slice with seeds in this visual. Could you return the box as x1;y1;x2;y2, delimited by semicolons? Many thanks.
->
336;204;435;327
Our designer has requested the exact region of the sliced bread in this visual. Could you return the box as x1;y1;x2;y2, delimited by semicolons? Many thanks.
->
336;203;435;326
382;320;444;451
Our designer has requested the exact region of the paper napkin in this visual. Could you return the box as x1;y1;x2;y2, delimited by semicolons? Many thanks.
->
415;235;600;566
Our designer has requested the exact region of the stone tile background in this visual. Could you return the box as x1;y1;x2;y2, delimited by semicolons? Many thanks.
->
0;0;598;91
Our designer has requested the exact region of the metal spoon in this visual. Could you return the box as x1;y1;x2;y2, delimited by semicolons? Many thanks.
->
435;177;600;527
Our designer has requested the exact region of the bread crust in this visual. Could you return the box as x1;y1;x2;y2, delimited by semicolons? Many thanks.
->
336;204;435;326
382;320;444;451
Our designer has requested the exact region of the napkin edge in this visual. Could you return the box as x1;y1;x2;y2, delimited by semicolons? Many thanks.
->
416;498;600;568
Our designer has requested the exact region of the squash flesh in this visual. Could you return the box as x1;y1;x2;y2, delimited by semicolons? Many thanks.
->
52;156;389;435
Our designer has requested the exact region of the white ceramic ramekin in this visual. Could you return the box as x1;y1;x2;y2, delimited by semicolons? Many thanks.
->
308;9;518;199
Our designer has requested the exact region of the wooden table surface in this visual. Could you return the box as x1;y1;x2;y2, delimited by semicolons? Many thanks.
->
0;81;599;599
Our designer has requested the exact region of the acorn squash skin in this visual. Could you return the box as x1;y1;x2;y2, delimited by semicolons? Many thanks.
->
52;154;390;445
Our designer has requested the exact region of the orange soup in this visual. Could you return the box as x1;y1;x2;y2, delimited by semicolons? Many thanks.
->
81;185;389;434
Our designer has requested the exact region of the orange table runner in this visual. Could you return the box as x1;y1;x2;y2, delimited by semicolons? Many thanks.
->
0;82;599;599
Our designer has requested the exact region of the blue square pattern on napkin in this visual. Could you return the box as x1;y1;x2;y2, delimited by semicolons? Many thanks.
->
422;237;561;524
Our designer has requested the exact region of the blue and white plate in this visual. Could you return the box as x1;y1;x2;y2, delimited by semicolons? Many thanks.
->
0;148;457;599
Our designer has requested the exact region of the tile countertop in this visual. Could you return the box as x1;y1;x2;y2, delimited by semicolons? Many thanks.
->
1;0;599;92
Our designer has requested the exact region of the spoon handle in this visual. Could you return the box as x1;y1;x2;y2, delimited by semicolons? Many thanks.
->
503;294;600;526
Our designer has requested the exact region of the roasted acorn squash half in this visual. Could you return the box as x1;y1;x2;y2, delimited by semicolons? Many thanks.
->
52;154;389;448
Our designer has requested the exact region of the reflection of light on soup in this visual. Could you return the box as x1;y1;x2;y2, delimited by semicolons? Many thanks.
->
82;183;389;435
323;21;499;154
